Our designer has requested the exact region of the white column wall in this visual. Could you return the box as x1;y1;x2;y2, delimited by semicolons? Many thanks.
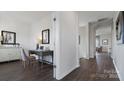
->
55;12;79;80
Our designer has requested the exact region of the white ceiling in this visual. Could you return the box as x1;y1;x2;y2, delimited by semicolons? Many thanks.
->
78;11;117;26
0;11;117;26
0;11;52;24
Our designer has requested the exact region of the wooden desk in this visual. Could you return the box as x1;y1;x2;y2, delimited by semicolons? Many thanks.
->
29;50;53;64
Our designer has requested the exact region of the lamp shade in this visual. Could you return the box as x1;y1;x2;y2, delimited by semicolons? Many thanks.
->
37;37;42;44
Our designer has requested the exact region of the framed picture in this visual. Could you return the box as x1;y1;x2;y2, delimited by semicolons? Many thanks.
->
1;31;16;45
42;29;50;44
116;11;124;44
102;39;108;45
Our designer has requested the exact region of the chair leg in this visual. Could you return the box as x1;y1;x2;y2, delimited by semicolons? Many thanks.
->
22;61;26;68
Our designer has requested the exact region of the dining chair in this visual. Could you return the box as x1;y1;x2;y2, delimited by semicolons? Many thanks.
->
20;48;36;68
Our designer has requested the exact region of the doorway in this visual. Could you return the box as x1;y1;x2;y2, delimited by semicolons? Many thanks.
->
95;21;112;55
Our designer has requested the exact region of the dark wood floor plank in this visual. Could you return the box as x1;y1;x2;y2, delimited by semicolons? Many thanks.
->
0;62;54;81
0;53;119;81
62;53;119;81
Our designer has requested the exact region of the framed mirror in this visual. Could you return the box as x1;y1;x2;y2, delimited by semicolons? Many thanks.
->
1;31;16;45
42;29;50;44
102;39;108;45
116;11;124;44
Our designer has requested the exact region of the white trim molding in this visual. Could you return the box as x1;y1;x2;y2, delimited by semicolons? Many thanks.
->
112;59;122;81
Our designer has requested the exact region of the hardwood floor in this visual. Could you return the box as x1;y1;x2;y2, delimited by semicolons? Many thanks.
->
0;61;55;81
62;53;119;81
0;53;119;81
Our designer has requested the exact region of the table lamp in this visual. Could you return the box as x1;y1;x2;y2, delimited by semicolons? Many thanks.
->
36;37;42;50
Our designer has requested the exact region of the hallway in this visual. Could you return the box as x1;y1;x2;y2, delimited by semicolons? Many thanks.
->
62;53;119;81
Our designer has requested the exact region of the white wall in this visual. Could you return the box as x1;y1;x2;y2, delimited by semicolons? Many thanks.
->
96;36;100;47
0;14;31;50
55;12;79;80
29;14;53;50
79;26;85;58
79;24;89;59
89;23;96;58
112;12;124;80
79;22;97;59
29;13;54;63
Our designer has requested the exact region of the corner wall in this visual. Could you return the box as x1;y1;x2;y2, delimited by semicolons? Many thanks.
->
89;23;96;58
79;24;89;59
55;12;79;80
112;11;124;80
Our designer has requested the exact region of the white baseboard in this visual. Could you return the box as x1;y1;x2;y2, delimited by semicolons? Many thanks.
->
112;59;122;81
56;65;78;80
